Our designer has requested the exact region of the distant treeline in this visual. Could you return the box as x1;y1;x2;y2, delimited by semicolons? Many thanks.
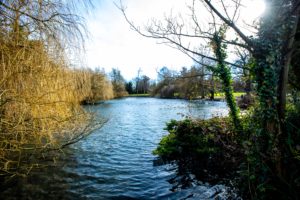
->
149;66;245;100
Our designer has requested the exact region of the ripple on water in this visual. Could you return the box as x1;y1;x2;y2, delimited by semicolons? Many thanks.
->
1;98;234;200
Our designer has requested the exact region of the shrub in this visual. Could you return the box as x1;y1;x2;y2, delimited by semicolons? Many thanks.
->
154;117;242;182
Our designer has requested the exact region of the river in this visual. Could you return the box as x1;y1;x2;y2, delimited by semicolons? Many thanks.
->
1;97;239;200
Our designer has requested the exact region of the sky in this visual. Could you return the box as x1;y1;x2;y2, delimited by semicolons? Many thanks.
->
82;0;265;81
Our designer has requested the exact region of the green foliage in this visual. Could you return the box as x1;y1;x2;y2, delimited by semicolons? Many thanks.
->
125;81;134;94
240;104;300;200
155;119;206;158
154;108;300;199
286;103;300;160
211;30;241;131
214;92;246;98
152;132;178;157
153;117;243;183
154;117;235;159
240;3;298;197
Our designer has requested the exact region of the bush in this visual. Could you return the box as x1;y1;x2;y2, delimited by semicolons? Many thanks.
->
154;117;242;182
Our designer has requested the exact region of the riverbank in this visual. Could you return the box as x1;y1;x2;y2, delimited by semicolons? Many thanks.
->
127;93;151;97
126;92;246;101
153;104;300;199
153;117;242;187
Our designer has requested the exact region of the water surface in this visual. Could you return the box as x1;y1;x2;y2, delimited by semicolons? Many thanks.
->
1;98;232;200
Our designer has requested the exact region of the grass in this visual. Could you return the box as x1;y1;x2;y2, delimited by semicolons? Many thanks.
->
127;93;150;97
214;92;246;98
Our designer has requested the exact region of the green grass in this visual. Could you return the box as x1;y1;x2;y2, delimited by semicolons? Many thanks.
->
127;93;150;97
214;92;245;98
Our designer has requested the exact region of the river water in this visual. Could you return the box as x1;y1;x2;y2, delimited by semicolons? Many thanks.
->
1;97;236;200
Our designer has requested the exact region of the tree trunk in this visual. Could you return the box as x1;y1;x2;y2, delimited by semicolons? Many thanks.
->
277;7;299;123
210;74;215;100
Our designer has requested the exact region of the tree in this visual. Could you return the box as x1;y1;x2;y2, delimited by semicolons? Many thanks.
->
119;0;299;138
134;67;142;94
83;68;114;104
118;0;244;127
125;81;134;94
151;66;176;98
119;0;300;197
211;28;241;130
110;68;128;98
0;0;89;51
0;0;95;178
140;75;150;94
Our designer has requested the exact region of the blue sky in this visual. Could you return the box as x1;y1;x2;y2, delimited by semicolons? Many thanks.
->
81;0;265;81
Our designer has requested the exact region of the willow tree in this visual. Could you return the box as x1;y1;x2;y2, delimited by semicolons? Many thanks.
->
0;0;97;178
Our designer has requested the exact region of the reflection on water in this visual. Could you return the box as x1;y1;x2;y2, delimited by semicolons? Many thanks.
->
0;98;230;200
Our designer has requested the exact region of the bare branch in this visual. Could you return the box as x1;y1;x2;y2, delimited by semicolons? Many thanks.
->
202;0;254;50
117;2;249;71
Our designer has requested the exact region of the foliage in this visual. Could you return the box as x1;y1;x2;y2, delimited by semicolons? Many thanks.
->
127;94;150;97
152;66;220;99
0;0;108;179
125;81;134;94
0;38;95;178
214;92;246;98
239;105;300;199
290;23;300;90
211;29;241;131
82;69;114;104
154;117;242;182
110;68;128;98
238;1;300;198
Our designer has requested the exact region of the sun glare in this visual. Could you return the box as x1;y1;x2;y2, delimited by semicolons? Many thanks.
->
245;0;266;18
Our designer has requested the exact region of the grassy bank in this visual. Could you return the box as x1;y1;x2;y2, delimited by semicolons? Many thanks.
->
127;94;151;97
214;92;246;99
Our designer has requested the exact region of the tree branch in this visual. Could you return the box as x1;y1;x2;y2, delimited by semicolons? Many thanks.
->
203;0;254;50
118;3;249;71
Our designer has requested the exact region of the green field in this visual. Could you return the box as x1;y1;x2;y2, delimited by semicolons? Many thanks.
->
214;92;246;98
127;93;151;97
